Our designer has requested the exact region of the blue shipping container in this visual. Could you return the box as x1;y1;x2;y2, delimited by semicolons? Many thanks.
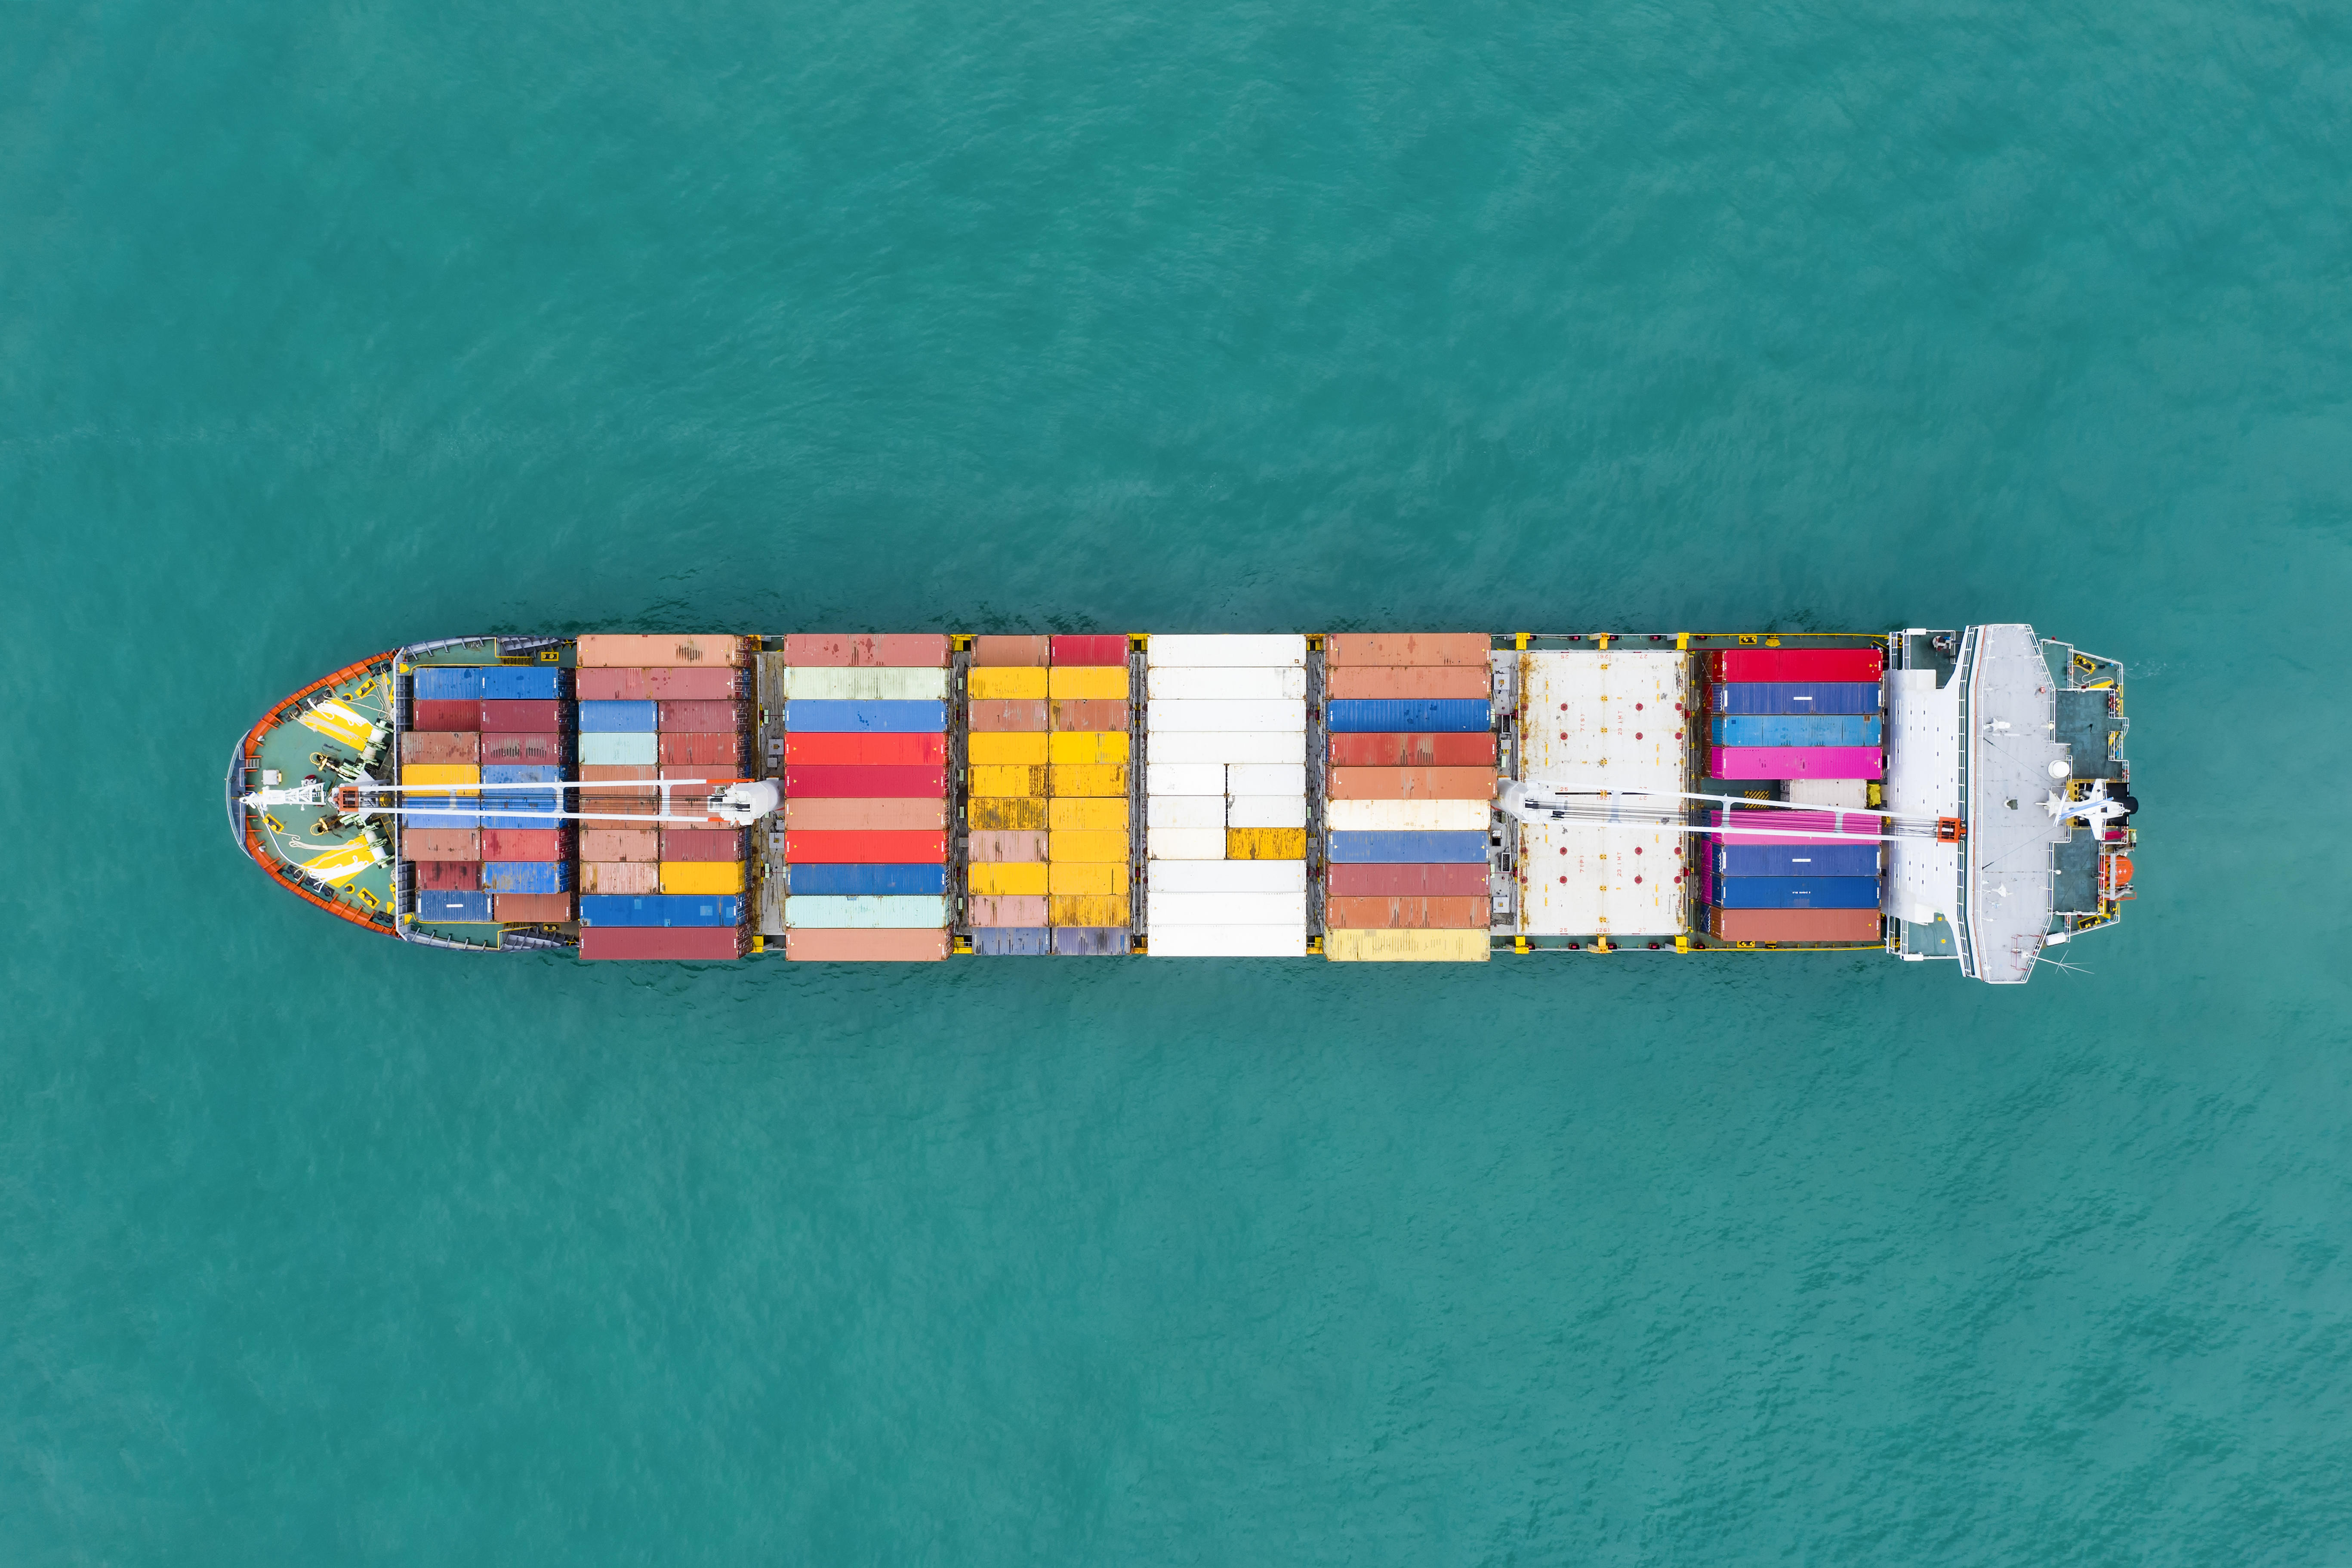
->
481;764;564;785
578;700;658;733
579;894;740;928
787;863;947;896
783;699;947;733
1325;698;1491;733
1711;681;1882;715
478;792;562;829
1054;926;1128;956
971;927;1054;956
416;889;494;921
1328;829;1489;863
481;860;574;893
1713;843;1880;878
410;666;482;701
478;666;563;701
1708;714;1885;748
1713;877;1881;910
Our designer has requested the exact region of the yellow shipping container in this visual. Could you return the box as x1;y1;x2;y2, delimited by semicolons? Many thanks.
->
661;861;745;896
968;795;1047;831
1048;829;1130;863
1048;796;1126;831
1227;826;1308;859
1047;665;1128;700
1048;729;1130;765
969;666;1048;700
969;862;1049;897
1049;893;1131;927
1048;861;1125;895
1323;928;1491;963
1050;763;1129;798
969;764;1048;797
404;763;479;794
968;731;1049;765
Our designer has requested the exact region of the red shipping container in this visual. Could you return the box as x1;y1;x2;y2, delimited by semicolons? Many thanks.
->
1324;632;1490;666
784;732;944;766
1707;907;1882;943
400;731;478;765
579;926;744;961
579;828;660;862
1326;767;1496;800
1325;895;1489;929
656;700;743;731
574;634;743;668
783;764;944;798
1050;634;1128;666
1326;732;1498;767
1328;863;1490;898
661;828;741;862
495;893;574;922
1710;647;1884;682
784;928;947;961
656;732;746;767
413;859;479;890
402;828;479;861
480;699;565;731
575;666;740;701
481;828;564;861
972;635;1051;666
479;733;565;768
781;633;948;668
412;699;477;730
782;830;946;864
1050;699;1129;732
782;798;946;831
969;698;1050;732
1325;665;1491;700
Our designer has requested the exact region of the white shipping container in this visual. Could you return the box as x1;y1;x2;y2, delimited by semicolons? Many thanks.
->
1146;665;1307;702
1147;859;1308;893
1147;795;1226;830
1225;763;1307;797
779;665;946;702
1325;798;1493;832
1145;699;1307;734
1145;732;1305;766
1226;794;1307;829
1145;762;1227;796
1147;924;1310;958
1788;779;1871;808
1144;634;1307;669
1147;827;1228;860
1148;890;1309;927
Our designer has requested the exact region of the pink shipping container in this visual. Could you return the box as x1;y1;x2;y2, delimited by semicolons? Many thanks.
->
580;926;745;961
582;862;661;894
969;830;1050;862
575;634;744;668
785;928;949;961
1708;808;1887;845
575;666;740;701
579;828;661;862
1710;745;1883;780
967;894;1051;927
656;700;745;731
781;797;948;832
780;633;949;668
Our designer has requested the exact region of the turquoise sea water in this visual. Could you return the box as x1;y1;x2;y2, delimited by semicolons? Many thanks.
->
5;0;2351;1560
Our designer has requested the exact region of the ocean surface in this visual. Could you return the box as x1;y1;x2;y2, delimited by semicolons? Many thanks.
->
4;0;2350;1561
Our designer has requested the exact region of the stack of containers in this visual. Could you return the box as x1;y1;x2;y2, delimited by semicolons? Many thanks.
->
573;635;747;960
1143;635;1309;957
780;634;949;962
1708;647;1886;783
404;664;573;926
1320;634;1494;962
965;634;1134;955
1706;806;1886;943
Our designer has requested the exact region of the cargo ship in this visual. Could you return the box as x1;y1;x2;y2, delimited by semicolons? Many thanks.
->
227;627;2136;983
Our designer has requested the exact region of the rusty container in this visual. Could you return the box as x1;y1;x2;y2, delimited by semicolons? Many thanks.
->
1050;697;1130;732
581;861;661;895
656;732;748;767
575;666;740;701
574;634;744;668
1325;665;1491;700
969;829;1051;862
480;828;564;861
478;699;565;732
401;828;479;861
966;796;1048;832
1325;732;1498;768
967;893;1051;927
400;731;479;765
969;698;1051;732
579;828;660;862
780;633;949;668
413;859;479;890
477;733;566;768
657;700;745;732
1706;908;1883;943
660;828;742;863
1323;633;1491;666
1326;767;1497;801
493;893;575;922
972;635;1051;666
1324;895;1489;929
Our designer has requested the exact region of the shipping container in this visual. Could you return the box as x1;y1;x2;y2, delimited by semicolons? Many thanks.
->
1325;766;1495;801
575;666;740;702
1145;827;1227;859
1050;764;1128;797
1786;779;1873;809
1054;927;1129;955
580;828;660;862
580;732;659;767
400;731;479;766
784;699;948;733
783;763;946;798
780;633;948;668
1709;745;1883;780
477;733;565;767
1326;862;1488;899
1710;715;1885;748
578;893;740;927
1325;698;1490;733
785;732;944;766
1224;763;1306;797
965;797;1048;832
1325;665;1490;701
1046;665;1128;701
403;763;479;792
1048;829;1128;863
971;829;1051;861
479;699;567;731
970;764;1050;798
481;764;562;786
1145;762;1225;796
579;762;659;785
1226;827;1308;859
970;862;1050;896
972;635;1051;666
1144;732;1302;766
410;667;483;700
416;890;495;921
1714;843;1880;878
401;827;480;861
651;699;742;732
660;828;741;862
1713;877;1882;910
788;863;946;897
784;928;948;961
580;925;744;961
403;806;480;829
1322;929;1490;962
1049;699;1129;733
657;732;747;767
1046;730;1129;765
582;861;660;894
660;861;744;896
478;666;563;701
969;666;1048;701
971;926;1055;954
1047;863;1125;896
1324;895;1489;929
1710;647;1884;683
1706;907;1883;943
1050;634;1129;665
1322;633;1490;667
493;893;574;922
968;731;1050;765
786;797;946;831
968;895;1052;927
970;698;1052;731
1148;795;1225;831
783;829;947;863
1147;926;1307;958
1148;859;1307;893
1326;799;1490;833
1143;634;1306;667
1047;894;1129;927
482;860;573;894
1147;890;1306;926
780;666;947;702
1226;795;1307;829
1711;681;1883;715
1328;830;1488;863
413;859;479;890
576;634;744;668
786;894;947;929
479;828;564;861
1325;732;1498;768
578;700;658;732
1048;797;1128;832
477;793;563;830
1145;699;1307;734
410;699;478;730
1144;667;1304;702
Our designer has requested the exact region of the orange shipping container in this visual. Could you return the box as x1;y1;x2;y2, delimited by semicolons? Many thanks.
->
1326;767;1498;801
969;698;1051;732
400;731;479;766
402;828;479;861
782;797;948;832
786;928;949;961
1050;698;1129;732
582;861;661;894
1324;895;1490;929
494;893;575;922
1323;632;1491;666
575;634;744;668
972;635;1051;666
579;828;660;862
1325;665;1491;700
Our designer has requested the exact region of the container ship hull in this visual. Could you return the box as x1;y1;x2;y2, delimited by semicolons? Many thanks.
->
230;627;2137;983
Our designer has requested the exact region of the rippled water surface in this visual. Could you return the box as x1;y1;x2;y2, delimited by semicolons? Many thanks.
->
4;1;2350;1562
